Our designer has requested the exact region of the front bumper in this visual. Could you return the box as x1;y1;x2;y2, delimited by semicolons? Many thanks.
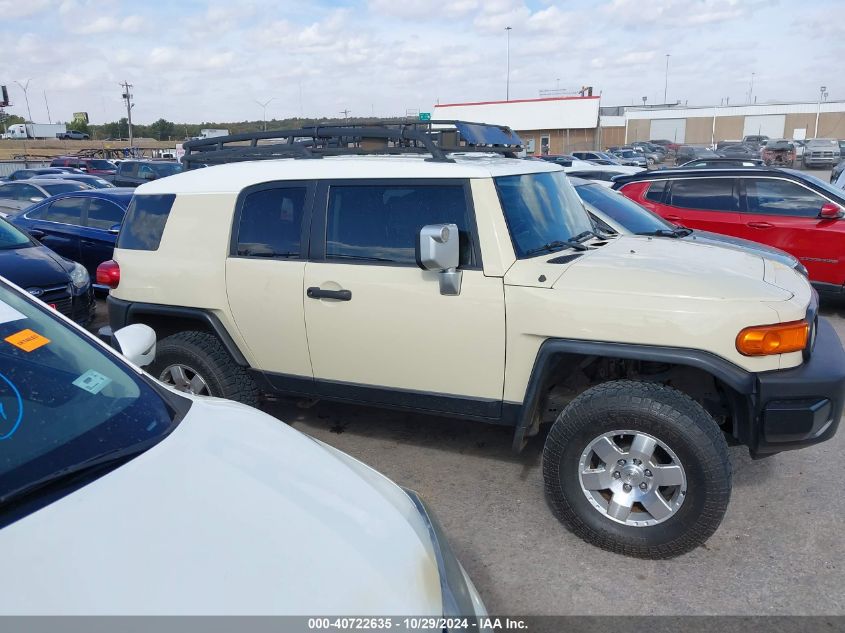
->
750;318;845;455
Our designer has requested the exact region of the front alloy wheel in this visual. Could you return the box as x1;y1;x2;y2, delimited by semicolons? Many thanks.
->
159;363;210;395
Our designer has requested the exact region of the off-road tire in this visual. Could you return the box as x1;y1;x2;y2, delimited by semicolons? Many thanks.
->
542;380;731;559
150;330;259;407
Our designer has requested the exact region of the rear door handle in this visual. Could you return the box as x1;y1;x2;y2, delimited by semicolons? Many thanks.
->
747;221;774;229
307;287;352;301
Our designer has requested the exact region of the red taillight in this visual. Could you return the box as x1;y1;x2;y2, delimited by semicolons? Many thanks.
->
96;259;120;289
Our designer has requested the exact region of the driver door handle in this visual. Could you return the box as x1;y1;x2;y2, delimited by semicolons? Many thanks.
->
747;221;774;229
307;287;352;301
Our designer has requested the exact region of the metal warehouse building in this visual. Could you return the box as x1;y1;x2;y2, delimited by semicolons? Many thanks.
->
433;96;845;152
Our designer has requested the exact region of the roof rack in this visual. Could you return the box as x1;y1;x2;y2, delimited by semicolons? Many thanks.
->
180;120;524;169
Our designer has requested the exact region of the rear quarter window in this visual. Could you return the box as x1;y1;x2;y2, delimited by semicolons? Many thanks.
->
117;194;176;251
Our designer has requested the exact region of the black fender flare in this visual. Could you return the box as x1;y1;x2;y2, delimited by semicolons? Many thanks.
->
106;296;250;366
511;338;755;452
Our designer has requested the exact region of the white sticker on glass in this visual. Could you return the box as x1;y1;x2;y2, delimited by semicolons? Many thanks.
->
72;369;112;395
0;301;26;326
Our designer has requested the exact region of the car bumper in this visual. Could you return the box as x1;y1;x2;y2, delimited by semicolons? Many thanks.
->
751;318;845;455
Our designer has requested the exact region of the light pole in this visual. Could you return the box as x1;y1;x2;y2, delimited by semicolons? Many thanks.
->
255;98;273;131
43;90;52;124
505;26;512;101
14;79;33;123
815;85;828;138
663;54;670;103
748;72;755;104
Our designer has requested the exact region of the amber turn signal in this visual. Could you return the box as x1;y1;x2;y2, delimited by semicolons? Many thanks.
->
736;320;808;356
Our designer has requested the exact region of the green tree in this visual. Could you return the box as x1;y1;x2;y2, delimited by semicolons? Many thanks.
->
0;113;25;132
149;118;175;140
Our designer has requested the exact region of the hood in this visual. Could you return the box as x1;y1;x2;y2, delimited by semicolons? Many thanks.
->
551;235;792;302
0;245;71;290
0;397;443;615
684;230;799;270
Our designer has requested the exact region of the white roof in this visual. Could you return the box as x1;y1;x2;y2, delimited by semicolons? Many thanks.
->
137;154;562;195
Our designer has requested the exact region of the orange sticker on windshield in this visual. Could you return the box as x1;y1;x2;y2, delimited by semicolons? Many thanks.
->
5;329;50;352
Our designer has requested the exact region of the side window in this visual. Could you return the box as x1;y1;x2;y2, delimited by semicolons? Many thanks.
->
234;186;307;257
644;180;667;203
325;184;475;267
44;197;86;225
86;199;126;229
116;194;176;251
138;165;155;178
120;162;138;177
668;178;737;212
16;184;42;201
745;178;828;218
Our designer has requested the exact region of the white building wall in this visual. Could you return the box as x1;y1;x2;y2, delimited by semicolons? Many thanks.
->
433;96;600;130
624;101;845;121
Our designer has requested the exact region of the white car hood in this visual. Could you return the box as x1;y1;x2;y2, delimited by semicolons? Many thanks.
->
555;235;792;302
0;396;442;615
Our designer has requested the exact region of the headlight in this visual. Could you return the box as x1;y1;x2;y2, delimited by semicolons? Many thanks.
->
69;262;90;290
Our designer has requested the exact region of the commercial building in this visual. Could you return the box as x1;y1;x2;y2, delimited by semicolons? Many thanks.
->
433;95;600;154
432;95;845;153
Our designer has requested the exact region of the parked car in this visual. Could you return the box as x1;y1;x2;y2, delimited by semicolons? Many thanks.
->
742;134;769;150
10;188;134;284
609;148;648;167
98;123;845;559
761;139;796;167
613;167;845;294
570;176;807;276
37;173;116;189
564;162;644;186
831;159;845;185
51;157;117;177
803;138;841;169
3;167;83;181
649;139;680;153
58;130;90;140
674;145;718;165
0;179;91;218
717;144;761;160
536;154;577;166
0;218;94;325
112;160;183;187
0;275;487;617
571;151;622;165
679;157;764;168
715;140;743;151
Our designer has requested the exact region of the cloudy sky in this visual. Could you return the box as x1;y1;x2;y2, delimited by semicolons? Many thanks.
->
1;0;841;125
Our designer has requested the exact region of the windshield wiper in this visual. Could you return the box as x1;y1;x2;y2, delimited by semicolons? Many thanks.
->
0;444;152;508
572;230;604;243
525;239;589;256
637;227;693;238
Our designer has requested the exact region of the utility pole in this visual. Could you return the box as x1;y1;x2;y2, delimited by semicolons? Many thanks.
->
43;91;52;124
255;98;273;131
748;72;755;104
505;26;512;101
14;79;33;123
663;54;670;103
340;109;351;121
121;81;134;149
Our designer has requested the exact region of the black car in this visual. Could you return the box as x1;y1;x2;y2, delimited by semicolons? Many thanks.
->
674;145;718;165
0;216;94;325
112;160;182;187
717;144;761;160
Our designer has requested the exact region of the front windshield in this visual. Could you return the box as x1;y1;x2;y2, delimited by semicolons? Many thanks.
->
151;163;182;177
495;171;594;258
42;183;88;195
576;183;672;234
0;219;32;250
0;281;180;505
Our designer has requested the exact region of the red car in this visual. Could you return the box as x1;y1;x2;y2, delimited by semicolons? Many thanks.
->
613;167;845;294
50;156;117;177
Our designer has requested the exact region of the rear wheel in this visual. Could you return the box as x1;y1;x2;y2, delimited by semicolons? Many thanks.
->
542;380;731;558
150;330;259;407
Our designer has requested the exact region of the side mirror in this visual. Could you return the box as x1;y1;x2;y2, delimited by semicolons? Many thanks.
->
417;223;462;296
107;223;121;235
113;323;156;367
820;203;843;220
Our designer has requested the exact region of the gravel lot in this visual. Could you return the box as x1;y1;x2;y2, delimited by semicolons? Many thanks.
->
92;166;845;616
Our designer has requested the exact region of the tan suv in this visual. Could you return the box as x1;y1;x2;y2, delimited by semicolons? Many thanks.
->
99;123;845;558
